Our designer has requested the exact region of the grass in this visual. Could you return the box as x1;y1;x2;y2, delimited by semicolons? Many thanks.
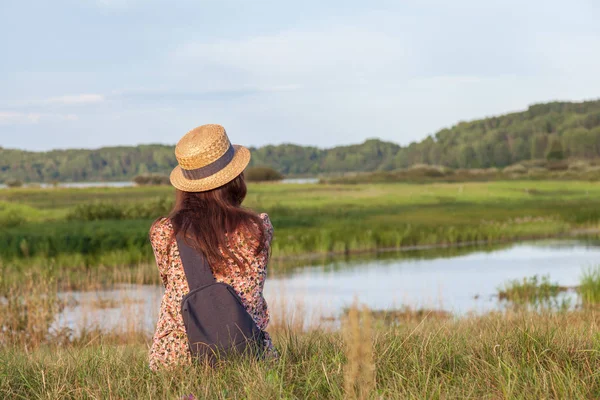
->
580;266;600;306
2;307;600;398
498;275;569;309
1;271;600;399
2;181;600;270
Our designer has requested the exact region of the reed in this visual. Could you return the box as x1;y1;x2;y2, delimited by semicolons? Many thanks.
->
343;304;375;400
580;266;600;305
498;275;569;309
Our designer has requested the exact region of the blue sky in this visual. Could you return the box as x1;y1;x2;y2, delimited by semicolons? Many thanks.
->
1;0;599;151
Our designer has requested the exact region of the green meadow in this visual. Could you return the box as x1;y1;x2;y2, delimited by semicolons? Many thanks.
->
2;180;600;288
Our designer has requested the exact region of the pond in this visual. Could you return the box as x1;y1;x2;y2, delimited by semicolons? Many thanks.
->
50;240;600;336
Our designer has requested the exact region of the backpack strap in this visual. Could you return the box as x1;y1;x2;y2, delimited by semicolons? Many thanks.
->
176;235;216;290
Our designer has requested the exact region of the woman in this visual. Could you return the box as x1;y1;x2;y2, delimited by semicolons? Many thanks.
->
149;124;275;370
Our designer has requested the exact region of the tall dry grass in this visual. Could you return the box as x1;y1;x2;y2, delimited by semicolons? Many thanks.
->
343;304;375;400
2;274;600;399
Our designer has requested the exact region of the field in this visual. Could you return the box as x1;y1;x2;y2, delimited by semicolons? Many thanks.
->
3;181;600;398
3;181;600;288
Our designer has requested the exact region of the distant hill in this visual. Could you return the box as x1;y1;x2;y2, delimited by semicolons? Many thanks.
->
1;99;600;183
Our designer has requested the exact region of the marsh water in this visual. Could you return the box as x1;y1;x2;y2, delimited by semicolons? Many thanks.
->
51;240;600;336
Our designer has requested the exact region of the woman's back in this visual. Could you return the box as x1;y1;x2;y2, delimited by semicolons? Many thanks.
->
149;213;275;370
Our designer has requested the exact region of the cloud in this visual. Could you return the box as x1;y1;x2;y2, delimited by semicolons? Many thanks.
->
0;112;77;125
171;25;412;90
44;94;105;105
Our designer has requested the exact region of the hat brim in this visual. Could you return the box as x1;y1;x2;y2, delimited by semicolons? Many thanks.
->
170;145;251;192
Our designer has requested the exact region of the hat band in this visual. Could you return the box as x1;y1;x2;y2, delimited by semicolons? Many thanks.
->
181;145;235;180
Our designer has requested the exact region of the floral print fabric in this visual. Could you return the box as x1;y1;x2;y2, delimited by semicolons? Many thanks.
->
148;213;275;370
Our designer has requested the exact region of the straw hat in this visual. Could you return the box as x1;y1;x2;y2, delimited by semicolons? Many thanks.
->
170;124;251;192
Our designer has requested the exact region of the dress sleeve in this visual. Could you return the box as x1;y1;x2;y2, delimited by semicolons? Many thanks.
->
149;218;172;287
252;213;273;331
259;213;274;247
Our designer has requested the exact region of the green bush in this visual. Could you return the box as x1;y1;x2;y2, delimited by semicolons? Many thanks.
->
5;179;23;188
0;202;42;228
133;174;171;186
67;197;173;221
245;166;284;182
0;205;27;228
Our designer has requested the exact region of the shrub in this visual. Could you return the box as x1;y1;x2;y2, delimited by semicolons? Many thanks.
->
521;159;548;168
245;166;284;182
66;197;173;221
546;160;569;171
133;174;171;186
503;164;528;174
5;179;23;188
123;197;173;219
568;160;588;171
0;203;28;228
406;164;449;177
68;202;124;221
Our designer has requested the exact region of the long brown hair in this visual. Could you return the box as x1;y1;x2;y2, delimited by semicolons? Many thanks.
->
165;173;266;275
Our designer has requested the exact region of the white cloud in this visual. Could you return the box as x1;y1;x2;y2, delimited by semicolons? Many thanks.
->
0;112;41;124
0;112;77;125
171;25;413;90
44;94;105;105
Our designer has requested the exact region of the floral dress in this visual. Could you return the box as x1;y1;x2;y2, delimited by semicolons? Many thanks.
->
148;213;275;370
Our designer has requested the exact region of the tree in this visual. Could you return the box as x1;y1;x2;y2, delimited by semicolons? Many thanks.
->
531;134;548;159
545;137;564;161
562;128;598;158
511;137;531;161
457;144;477;168
492;141;512;167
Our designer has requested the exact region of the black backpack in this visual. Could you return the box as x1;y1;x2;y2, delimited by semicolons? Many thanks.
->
176;236;265;364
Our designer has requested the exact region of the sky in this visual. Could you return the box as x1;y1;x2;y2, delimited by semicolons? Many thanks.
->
1;0;599;151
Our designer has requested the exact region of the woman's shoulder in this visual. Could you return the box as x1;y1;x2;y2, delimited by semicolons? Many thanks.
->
258;212;272;228
258;213;274;242
150;217;174;246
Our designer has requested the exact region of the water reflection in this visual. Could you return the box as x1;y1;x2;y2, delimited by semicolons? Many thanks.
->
51;240;600;336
